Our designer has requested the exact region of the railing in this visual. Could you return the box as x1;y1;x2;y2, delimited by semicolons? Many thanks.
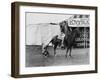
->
74;27;89;48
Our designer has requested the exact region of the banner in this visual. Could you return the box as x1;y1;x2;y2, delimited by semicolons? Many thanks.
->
68;18;89;27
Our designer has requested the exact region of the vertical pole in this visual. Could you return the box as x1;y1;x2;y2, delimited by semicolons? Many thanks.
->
85;27;86;48
84;27;85;48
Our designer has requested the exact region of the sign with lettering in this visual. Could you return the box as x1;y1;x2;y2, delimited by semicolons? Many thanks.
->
68;18;89;27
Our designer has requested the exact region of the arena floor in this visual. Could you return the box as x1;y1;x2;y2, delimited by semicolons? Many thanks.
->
25;45;89;67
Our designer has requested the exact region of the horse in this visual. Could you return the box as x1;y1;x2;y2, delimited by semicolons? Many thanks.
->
64;28;79;57
59;21;80;57
42;21;79;57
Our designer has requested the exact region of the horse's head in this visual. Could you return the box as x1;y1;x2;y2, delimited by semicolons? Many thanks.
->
59;21;68;34
59;20;72;38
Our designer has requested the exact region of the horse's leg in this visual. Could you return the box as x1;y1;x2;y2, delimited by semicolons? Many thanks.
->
45;51;49;57
54;44;57;56
69;47;72;57
65;48;69;57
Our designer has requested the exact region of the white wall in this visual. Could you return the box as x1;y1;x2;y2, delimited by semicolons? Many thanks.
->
0;0;100;80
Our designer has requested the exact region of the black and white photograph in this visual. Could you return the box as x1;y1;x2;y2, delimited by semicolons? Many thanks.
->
11;2;97;78
25;13;90;67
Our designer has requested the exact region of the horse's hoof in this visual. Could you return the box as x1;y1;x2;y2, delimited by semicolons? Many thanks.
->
69;55;72;57
69;55;73;58
54;54;56;56
65;55;67;58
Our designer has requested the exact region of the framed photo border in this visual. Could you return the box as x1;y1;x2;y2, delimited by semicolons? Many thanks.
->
11;2;98;78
